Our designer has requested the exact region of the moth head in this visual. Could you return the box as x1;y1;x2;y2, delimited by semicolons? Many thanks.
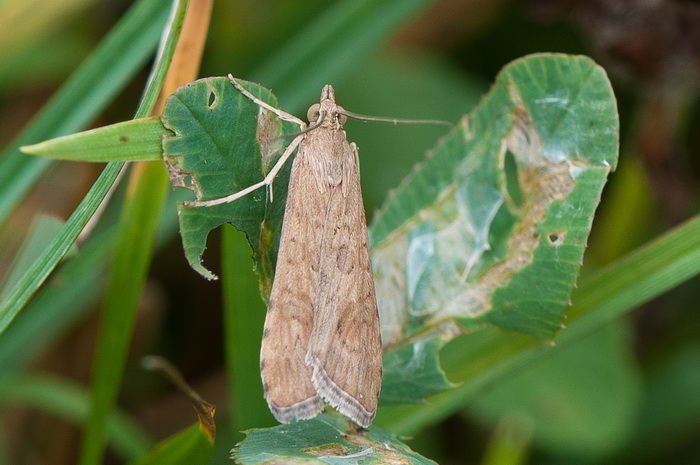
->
306;102;347;127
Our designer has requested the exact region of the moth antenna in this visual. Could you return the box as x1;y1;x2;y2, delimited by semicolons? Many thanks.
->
340;109;452;127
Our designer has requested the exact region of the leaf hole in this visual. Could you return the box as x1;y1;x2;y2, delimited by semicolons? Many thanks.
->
503;149;523;208
207;89;218;109
547;231;565;245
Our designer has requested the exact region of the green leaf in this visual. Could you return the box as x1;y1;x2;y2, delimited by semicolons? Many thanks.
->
21;117;167;162
234;414;436;465
127;424;213;465
371;53;618;343
379;330;455;405
162;77;299;281
370;54;618;404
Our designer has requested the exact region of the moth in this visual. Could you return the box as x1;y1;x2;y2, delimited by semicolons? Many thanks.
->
193;76;383;427
257;81;383;428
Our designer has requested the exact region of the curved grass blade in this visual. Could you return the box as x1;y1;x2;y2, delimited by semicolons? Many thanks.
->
0;0;173;223
0;0;186;336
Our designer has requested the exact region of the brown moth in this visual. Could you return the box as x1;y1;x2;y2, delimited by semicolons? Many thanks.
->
259;82;382;428
193;76;383;427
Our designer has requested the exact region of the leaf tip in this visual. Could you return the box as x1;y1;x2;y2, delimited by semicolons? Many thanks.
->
19;143;44;156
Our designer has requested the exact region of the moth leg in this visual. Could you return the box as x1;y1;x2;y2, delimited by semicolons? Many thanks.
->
184;76;308;207
228;74;305;128
184;132;305;207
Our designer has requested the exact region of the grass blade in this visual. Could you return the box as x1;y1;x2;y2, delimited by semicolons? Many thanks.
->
0;0;185;335
0;0;173;224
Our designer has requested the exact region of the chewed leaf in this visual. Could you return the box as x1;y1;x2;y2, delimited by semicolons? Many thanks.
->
371;54;618;347
161;77;298;282
380;329;456;405
233;414;436;465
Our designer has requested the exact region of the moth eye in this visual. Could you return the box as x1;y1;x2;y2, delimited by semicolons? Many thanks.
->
307;104;321;123
336;105;347;125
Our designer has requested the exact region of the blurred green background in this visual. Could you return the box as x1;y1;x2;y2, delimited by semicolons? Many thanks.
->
1;0;699;464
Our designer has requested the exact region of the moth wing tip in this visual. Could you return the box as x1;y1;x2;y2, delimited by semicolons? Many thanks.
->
309;361;376;428
267;395;325;424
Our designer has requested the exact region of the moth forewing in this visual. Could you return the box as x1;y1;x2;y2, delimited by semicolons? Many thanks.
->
304;134;382;427
260;146;325;422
